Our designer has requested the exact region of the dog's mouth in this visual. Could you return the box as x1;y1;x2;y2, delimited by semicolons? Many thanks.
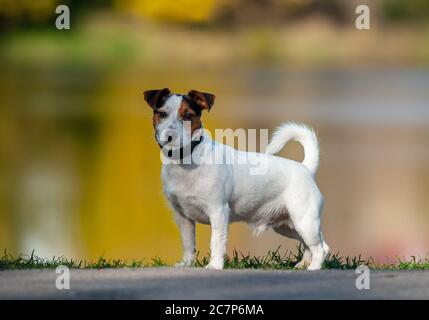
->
158;141;193;160
155;132;204;161
156;134;181;149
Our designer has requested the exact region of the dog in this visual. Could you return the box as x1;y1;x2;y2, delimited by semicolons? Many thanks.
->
144;88;330;270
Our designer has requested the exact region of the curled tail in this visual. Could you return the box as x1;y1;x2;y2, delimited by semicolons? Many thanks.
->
266;122;319;175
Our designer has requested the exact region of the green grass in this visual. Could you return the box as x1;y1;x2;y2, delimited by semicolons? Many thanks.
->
1;246;428;270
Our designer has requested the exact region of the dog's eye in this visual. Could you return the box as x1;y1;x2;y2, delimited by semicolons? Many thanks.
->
183;113;193;121
158;111;168;119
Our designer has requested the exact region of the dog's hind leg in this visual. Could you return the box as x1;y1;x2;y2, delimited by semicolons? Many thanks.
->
273;224;312;268
320;232;330;261
174;212;196;267
287;195;329;271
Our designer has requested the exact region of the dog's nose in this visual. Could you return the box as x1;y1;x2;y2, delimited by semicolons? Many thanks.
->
161;129;177;143
167;131;177;141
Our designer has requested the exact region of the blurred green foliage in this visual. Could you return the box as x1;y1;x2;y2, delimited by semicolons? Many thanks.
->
0;0;112;29
382;0;429;22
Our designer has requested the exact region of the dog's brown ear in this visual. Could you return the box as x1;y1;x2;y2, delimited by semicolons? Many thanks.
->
144;88;171;110
188;90;215;112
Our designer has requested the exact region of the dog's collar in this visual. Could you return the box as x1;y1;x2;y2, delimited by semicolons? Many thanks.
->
158;135;205;161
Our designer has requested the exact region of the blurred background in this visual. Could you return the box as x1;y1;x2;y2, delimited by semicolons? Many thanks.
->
1;0;429;264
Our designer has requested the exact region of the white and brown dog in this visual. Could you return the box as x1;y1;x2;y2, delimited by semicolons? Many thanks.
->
144;88;329;270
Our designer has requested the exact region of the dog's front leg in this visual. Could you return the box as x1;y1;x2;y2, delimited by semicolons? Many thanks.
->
174;212;196;267
206;208;229;270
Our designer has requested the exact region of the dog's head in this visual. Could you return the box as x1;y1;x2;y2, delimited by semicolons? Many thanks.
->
143;88;215;150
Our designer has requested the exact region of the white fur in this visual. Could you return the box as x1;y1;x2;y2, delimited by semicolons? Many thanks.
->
157;95;329;270
266;122;319;175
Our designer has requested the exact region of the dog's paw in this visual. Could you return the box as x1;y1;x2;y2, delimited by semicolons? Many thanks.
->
205;258;224;270
294;260;310;269
175;260;194;268
205;263;224;270
306;262;323;271
306;265;321;271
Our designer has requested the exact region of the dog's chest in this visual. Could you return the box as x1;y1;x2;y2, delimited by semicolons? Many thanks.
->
162;166;211;224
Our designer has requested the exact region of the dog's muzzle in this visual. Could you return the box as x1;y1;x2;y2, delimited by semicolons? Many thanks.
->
157;134;204;161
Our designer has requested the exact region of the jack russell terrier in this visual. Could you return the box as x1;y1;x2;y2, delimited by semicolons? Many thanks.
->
144;88;329;270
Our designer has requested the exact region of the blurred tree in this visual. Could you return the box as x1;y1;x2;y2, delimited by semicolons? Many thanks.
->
382;0;429;23
0;0;113;30
214;0;351;26
0;0;59;23
117;0;218;24
4;0;429;30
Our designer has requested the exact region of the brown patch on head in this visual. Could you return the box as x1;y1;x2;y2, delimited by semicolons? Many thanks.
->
178;97;202;135
188;90;215;112
152;111;162;128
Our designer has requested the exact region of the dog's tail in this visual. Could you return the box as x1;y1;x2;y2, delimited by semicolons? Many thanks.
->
266;122;319;175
